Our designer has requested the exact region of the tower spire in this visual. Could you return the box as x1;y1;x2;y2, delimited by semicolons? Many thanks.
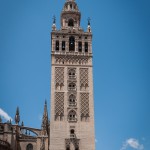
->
41;100;49;135
15;107;20;125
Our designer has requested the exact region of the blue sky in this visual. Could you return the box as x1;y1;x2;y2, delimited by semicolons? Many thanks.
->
0;0;150;150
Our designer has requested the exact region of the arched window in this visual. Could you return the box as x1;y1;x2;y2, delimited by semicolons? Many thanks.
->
66;147;70;150
62;41;66;51
70;129;75;138
26;144;33;150
85;42;88;52
68;69;75;78
69;94;76;106
81;114;84;121
68;83;76;90
70;4;72;9
69;36;75;51
78;41;82;52
85;83;88;90
70;129;75;134
55;41;59;51
85;114;89;121
68;110;77;121
55;83;60;90
55;113;59;121
65;4;68;10
60;113;64;121
68;19;74;27
60;83;64;90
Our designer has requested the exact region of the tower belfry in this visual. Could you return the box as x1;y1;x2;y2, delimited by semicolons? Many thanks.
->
50;0;95;149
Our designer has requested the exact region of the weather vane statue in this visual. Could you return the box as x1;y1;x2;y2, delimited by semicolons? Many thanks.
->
53;15;56;24
88;17;91;26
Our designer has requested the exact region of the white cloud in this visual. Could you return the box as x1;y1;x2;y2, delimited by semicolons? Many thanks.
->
120;138;144;150
0;108;13;121
95;139;98;143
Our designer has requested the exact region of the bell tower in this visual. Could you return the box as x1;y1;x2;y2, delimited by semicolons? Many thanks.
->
50;0;95;149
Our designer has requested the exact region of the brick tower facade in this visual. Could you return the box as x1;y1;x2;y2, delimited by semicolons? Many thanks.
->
50;0;95;150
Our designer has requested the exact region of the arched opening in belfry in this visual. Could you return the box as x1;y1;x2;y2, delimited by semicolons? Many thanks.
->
68;18;74;27
69;36;75;51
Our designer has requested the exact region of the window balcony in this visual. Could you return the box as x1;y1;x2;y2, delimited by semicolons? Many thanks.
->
69;102;77;107
68;75;76;79
68;87;76;91
68;117;77;122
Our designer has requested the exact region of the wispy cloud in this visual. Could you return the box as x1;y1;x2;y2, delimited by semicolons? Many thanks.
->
120;138;144;150
0;108;13;121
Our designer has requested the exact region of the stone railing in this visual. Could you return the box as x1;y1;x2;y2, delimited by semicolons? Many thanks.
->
52;51;92;57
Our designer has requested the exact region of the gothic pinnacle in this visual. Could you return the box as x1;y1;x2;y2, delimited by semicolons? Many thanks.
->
41;100;49;135
21;121;24;126
41;100;48;128
15;107;20;125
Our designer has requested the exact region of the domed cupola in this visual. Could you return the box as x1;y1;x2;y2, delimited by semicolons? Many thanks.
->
61;0;81;29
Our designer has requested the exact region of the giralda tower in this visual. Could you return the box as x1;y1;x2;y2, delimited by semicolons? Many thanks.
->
50;0;95;149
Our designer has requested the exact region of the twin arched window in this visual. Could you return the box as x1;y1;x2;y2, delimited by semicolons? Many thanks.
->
68;83;76;90
68;110;77;121
69;94;76;106
68;69;75;78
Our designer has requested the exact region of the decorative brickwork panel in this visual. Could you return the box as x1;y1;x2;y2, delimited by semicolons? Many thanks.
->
80;68;89;90
80;93;89;117
55;67;64;90
55;92;64;121
55;67;64;84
